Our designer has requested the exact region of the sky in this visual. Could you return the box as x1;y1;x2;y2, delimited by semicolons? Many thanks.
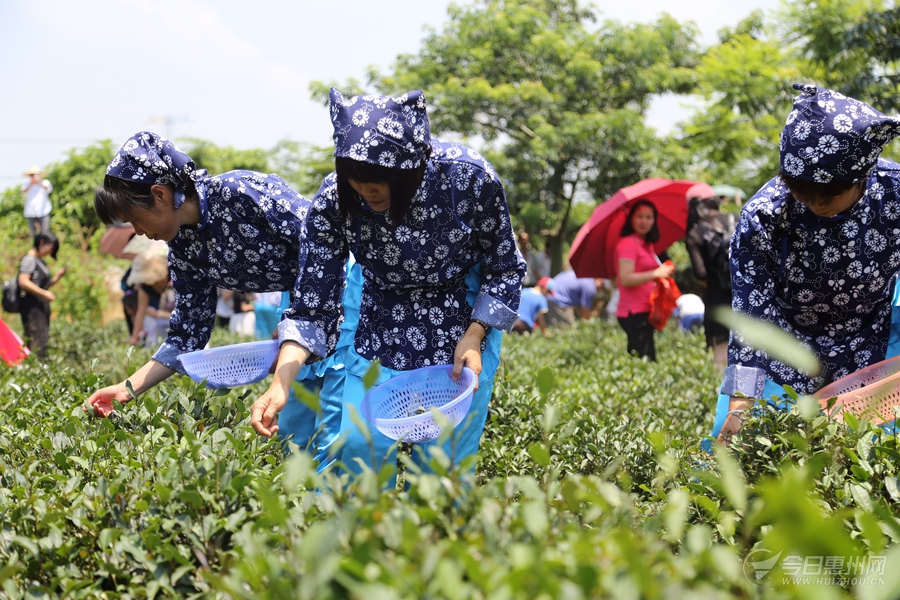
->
0;0;781;190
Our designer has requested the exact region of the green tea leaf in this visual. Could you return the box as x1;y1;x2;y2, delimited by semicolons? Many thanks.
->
885;476;900;503
711;307;820;375
527;443;550;467
362;361;381;390
536;366;557;396
850;482;873;511
713;445;747;512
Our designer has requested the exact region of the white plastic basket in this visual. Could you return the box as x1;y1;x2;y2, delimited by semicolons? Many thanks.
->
361;364;477;444
178;340;280;389
812;355;900;424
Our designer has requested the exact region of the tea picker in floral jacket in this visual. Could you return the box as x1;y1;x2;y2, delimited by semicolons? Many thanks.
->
249;88;526;482
86;132;340;453
711;84;900;447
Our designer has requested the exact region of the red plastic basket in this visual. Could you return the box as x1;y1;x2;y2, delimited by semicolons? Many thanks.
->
812;356;900;424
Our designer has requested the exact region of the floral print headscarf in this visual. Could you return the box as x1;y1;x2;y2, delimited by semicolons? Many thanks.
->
780;83;900;184
105;131;206;209
329;88;431;170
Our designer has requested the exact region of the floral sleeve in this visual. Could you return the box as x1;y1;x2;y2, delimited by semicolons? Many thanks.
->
469;166;527;330
726;194;814;391
278;173;349;362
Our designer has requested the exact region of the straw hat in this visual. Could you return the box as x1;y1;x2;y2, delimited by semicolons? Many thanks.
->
126;249;170;286
23;165;45;177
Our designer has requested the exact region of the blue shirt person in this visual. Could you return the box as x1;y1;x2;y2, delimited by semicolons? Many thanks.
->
512;279;551;336
249;88;526;480
545;269;601;327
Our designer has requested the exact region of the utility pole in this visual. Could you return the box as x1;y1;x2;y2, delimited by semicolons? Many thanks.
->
145;115;192;139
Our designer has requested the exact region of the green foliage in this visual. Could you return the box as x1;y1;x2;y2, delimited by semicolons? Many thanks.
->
4;7;900;592
267;139;336;199
336;0;704;266
675;28;800;195
843;5;900;113
180;138;271;175
675;0;900;196
50;141;117;250
0;318;897;598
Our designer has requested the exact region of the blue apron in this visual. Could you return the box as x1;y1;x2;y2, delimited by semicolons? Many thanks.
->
314;259;501;486
277;258;362;453
279;257;502;486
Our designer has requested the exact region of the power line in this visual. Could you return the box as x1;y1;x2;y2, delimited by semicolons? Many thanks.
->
0;138;97;144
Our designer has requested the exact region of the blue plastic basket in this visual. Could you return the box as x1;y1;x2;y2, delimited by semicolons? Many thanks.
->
361;364;477;443
178;340;279;389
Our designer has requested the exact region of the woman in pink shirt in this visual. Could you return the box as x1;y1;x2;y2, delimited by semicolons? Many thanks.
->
614;199;675;360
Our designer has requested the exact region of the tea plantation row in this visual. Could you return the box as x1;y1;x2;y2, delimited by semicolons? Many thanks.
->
0;317;898;599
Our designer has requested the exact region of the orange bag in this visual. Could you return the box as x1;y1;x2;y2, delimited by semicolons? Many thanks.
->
648;262;681;332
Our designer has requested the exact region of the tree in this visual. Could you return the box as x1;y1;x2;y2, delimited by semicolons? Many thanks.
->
50;140;118;252
179;138;270;175
672;12;803;196
845;4;900;112
779;0;900;162
266;139;336;199
668;1;900;198
313;0;704;272
780;0;899;110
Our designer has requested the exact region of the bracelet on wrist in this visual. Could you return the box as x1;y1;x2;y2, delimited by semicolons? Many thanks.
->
470;319;490;333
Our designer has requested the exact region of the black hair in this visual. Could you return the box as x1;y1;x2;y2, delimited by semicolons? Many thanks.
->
94;176;155;225
687;196;721;232
619;198;661;243
95;174;198;225
34;231;59;260
334;156;428;226
779;171;861;208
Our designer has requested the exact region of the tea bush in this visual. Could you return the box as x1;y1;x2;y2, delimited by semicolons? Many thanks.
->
0;318;898;599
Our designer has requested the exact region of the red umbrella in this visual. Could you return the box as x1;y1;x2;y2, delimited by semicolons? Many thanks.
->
0;318;29;366
569;178;715;279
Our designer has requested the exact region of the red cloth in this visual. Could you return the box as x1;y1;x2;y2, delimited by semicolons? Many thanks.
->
648;264;681;331
0;318;29;366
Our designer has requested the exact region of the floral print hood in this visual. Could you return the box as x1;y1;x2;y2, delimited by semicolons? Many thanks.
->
106;131;206;209
329;87;431;170
780;83;900;184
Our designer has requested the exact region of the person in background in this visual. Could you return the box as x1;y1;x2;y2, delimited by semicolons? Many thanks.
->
215;288;234;329
229;291;256;337
249;88;526;482
614;199;675;361
544;269;603;327
86;132;336;450
675;292;705;334
17;232;66;359
532;246;551;286
517;230;550;287
21;166;53;237
712;84;900;446
685;195;735;372
254;291;284;339
512;277;551;336
126;251;173;347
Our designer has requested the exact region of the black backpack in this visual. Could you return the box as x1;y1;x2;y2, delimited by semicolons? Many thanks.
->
698;215;735;291
2;278;21;313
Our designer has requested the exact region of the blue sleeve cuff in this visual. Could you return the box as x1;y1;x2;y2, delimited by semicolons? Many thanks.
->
154;342;186;374
472;293;519;333
720;365;766;398
276;318;328;363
